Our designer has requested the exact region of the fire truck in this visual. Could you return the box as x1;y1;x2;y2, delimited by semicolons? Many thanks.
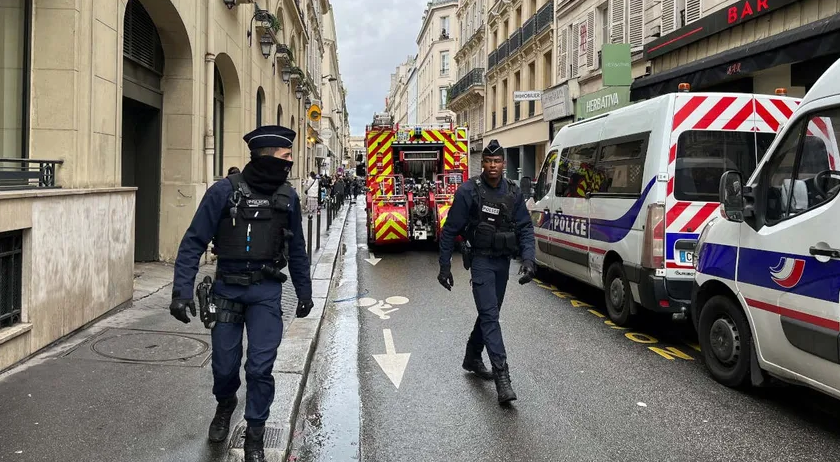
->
364;113;469;247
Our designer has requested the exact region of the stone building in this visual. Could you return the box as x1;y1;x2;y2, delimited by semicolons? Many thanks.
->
0;0;347;370
416;0;460;124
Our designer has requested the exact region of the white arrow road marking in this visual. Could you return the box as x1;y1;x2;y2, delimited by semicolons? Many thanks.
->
365;251;381;266
373;329;410;389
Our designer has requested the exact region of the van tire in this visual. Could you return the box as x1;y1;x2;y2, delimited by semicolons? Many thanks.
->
604;262;634;326
698;295;751;388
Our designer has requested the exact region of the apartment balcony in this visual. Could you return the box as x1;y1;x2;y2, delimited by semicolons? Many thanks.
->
447;68;485;112
537;1;553;33
509;28;522;55
488;49;497;69
487;2;553;77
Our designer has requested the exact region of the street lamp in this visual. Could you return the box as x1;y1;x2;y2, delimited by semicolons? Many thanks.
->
259;31;273;59
281;67;292;84
304;95;312;110
294;84;304;100
222;0;236;9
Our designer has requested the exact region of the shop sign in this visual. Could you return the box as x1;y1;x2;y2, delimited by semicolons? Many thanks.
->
575;86;631;120
602;44;632;86
542;84;573;121
514;91;543;101
644;0;799;59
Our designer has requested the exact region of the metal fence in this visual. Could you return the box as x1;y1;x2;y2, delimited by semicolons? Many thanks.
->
537;1;553;32
0;158;63;190
0;231;22;329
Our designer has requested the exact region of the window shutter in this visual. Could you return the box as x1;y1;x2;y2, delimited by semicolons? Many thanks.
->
571;24;580;77
610;0;626;43
586;11;595;68
661;0;676;35
628;0;644;47
558;27;568;80
686;0;702;24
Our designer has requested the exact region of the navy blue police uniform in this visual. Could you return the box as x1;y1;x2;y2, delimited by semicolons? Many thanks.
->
438;139;536;404
169;125;312;461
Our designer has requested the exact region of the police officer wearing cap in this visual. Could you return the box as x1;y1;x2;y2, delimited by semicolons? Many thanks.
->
437;139;536;405
169;125;313;461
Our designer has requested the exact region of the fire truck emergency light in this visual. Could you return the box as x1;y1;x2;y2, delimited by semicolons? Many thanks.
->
678;83;691;92
775;88;788;96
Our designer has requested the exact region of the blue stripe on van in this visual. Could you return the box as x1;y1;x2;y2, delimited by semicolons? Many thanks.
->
665;233;699;260
588;177;657;243
696;243;737;280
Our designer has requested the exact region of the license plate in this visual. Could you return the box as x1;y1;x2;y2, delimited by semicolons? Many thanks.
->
678;250;693;263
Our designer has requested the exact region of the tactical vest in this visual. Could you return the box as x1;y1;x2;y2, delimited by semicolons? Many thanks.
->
466;176;519;257
212;173;293;264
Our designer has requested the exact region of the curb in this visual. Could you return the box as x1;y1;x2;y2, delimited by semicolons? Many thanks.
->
225;204;352;461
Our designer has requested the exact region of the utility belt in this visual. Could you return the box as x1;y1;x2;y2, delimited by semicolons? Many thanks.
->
215;265;287;286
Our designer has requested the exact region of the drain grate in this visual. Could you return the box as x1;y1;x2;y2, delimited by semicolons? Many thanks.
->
228;424;285;449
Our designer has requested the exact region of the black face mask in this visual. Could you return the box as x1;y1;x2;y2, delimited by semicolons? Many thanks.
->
242;155;293;194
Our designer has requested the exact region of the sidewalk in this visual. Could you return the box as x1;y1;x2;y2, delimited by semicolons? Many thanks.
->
0;201;353;462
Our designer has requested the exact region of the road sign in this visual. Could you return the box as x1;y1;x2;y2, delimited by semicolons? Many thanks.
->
308;104;322;122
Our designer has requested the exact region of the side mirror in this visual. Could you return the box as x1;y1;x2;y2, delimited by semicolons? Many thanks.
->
719;170;745;222
520;176;533;200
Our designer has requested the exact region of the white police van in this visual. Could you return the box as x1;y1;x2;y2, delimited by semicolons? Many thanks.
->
530;86;800;326
692;57;840;395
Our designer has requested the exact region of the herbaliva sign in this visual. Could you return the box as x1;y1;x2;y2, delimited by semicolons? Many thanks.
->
575;87;631;120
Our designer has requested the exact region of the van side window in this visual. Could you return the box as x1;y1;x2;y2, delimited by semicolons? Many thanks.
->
595;133;649;194
674;131;773;202
762;109;840;223
556;143;598;198
534;149;558;199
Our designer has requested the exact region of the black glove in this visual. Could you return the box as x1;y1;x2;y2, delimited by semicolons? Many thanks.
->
518;260;537;285
296;299;314;318
170;298;196;324
438;264;454;291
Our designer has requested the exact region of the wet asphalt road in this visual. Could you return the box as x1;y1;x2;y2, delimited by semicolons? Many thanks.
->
296;201;840;462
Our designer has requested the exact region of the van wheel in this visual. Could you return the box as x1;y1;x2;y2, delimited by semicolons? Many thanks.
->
698;295;751;388
604;262;634;326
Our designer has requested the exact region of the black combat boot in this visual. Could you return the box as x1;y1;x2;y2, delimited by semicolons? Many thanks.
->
493;363;518;404
208;396;238;443
244;425;266;462
462;344;493;380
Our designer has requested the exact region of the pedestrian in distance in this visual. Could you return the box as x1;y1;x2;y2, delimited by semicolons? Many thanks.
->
437;139;537;405
169;125;314;462
304;171;319;214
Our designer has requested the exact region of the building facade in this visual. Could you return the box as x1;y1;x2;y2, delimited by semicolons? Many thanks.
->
484;0;555;180
416;0;459;124
386;56;415;125
0;0;347;371
407;63;420;124
448;0;488;173
320;4;350;174
630;0;840;101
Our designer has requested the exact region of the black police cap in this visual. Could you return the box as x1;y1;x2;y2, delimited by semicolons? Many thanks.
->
483;139;504;158
243;125;296;151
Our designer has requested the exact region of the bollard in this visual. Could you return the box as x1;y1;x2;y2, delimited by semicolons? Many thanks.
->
316;208;322;250
307;213;313;261
327;197;333;227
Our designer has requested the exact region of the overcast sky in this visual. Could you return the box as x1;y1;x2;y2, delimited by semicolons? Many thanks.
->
333;0;428;136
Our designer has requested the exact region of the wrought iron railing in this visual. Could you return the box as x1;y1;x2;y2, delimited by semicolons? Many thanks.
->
447;68;485;106
0;230;22;328
488;50;497;69
509;28;522;55
537;2;554;33
522;16;536;44
497;40;509;63
514;101;521;121
0;158;63;190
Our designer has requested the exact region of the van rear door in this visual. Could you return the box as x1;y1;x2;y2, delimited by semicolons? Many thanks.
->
665;94;782;301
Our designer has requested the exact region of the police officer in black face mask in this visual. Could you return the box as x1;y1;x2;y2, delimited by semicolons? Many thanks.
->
169;125;313;462
437;139;536;405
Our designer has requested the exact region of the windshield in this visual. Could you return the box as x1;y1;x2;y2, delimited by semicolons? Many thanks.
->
674;130;776;202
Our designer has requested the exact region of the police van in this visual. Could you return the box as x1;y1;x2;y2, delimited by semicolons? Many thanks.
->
530;86;800;326
692;58;840;395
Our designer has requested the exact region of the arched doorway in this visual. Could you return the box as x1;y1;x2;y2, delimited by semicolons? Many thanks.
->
214;66;225;178
214;53;242;176
256;87;266;127
122;0;163;262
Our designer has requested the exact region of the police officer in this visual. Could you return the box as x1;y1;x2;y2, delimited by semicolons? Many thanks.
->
169;125;314;462
437;139;536;405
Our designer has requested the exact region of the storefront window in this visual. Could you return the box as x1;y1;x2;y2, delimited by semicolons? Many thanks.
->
1;0;29;159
